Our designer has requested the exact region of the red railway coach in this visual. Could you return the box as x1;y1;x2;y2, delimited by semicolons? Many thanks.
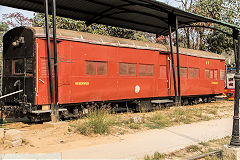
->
2;27;225;121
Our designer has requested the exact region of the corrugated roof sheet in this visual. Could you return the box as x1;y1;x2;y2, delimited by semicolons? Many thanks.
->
30;27;225;60
0;0;239;35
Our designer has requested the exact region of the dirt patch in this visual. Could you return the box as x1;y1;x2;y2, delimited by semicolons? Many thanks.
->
0;100;234;154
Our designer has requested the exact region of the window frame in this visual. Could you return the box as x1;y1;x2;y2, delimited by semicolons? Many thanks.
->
159;65;167;79
220;70;225;81
12;59;25;76
177;67;188;78
119;62;137;76
188;67;200;79
86;60;108;76
139;64;154;77
205;69;210;79
214;69;218;80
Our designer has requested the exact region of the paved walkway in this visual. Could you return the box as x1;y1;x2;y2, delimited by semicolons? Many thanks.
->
62;117;232;159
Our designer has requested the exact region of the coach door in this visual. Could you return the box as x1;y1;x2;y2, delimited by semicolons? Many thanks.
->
158;53;170;97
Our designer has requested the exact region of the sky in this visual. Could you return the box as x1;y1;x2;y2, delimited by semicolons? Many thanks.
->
0;0;180;20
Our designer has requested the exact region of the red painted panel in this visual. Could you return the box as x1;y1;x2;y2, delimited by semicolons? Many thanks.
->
35;37;225;106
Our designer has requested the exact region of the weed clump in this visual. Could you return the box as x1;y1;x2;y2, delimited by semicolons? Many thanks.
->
144;152;166;160
73;107;115;136
146;112;169;129
172;107;191;124
129;123;141;130
186;145;201;153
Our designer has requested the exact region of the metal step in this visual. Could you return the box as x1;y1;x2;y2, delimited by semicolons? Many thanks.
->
31;108;67;114
151;99;173;104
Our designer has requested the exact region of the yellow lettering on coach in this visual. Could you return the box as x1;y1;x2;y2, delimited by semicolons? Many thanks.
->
75;82;90;86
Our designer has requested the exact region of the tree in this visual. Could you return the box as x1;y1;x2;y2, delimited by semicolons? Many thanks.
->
175;0;240;55
2;12;32;28
0;22;9;53
193;0;239;55
32;13;149;41
176;0;194;49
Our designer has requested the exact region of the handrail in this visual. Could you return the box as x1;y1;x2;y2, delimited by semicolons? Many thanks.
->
0;90;23;99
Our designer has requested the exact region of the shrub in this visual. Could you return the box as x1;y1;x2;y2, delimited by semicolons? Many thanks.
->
147;112;169;129
73;107;115;135
186;145;201;153
144;152;166;160
172;107;192;124
129;123;141;130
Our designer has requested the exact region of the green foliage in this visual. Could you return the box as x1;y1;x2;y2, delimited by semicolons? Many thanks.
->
186;145;201;153
192;0;239;55
199;142;209;146
128;123;141;130
32;13;148;41
178;0;239;56
73;107;115;136
147;112;169;129
0;22;9;53
144;152;166;160
206;26;233;54
171;107;192;124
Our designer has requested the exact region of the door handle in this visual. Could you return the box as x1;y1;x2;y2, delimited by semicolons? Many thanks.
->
39;79;45;84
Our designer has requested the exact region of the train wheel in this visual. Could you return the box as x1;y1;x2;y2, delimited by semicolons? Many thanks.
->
207;97;212;103
193;98;200;105
203;97;208;103
182;99;189;106
138;100;152;112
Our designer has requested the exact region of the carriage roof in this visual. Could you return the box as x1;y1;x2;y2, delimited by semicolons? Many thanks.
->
28;27;225;60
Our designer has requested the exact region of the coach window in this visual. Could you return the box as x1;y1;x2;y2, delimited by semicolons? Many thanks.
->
97;62;107;75
189;68;194;78
159;65;167;79
180;67;187;78
119;63;127;75
209;70;213;79
205;69;209;79
119;63;136;76
189;68;199;79
139;64;154;76
214;70;218;80
12;59;24;75
86;61;107;75
128;63;136;76
220;70;225;80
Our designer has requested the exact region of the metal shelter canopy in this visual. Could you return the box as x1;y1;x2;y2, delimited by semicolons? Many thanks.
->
0;0;240;35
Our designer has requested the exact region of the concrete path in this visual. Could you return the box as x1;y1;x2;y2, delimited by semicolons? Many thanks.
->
62;118;232;159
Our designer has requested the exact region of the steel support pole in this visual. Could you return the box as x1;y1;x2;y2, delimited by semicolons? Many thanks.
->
230;30;240;146
175;16;181;105
168;26;178;104
233;30;238;68
52;0;59;122
0;102;3;124
44;0;55;122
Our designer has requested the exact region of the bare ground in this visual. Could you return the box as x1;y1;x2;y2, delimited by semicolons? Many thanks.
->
0;100;234;154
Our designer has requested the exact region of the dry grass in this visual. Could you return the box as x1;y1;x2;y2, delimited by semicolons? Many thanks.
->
71;107;115;136
70;101;233;136
144;136;233;160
